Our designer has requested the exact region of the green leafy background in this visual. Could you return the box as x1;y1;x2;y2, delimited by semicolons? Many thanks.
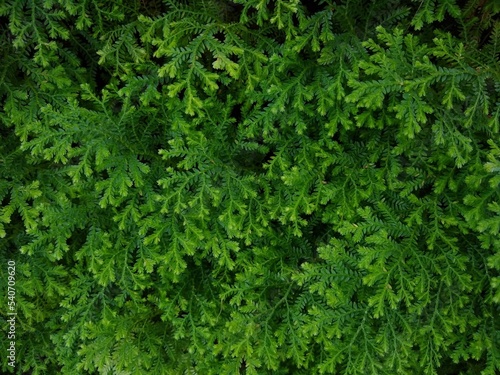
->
0;0;499;374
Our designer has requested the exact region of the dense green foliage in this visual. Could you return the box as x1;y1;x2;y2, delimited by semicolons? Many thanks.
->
1;0;499;373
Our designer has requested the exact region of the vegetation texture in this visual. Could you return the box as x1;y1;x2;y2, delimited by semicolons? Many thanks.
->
1;0;499;374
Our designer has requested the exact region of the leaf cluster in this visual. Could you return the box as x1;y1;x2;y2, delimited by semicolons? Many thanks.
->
0;0;499;374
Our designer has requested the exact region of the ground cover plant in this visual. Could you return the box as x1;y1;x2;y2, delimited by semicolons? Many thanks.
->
0;0;499;374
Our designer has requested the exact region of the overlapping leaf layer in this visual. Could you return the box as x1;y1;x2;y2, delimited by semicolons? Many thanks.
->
1;0;499;374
